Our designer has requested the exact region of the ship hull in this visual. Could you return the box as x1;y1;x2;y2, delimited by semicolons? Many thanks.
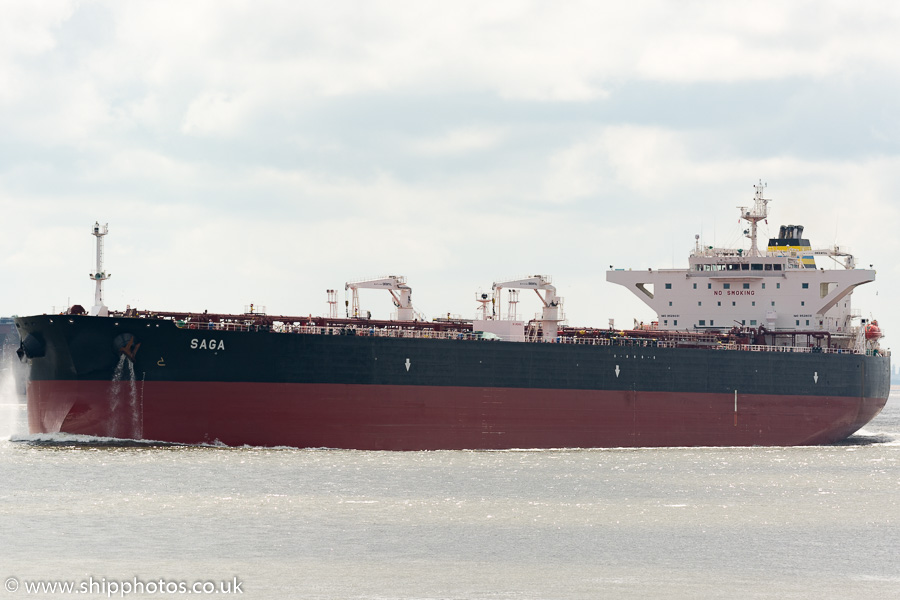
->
27;380;887;449
16;315;891;449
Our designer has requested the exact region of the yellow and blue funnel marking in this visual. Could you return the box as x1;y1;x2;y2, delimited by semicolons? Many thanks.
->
767;224;816;268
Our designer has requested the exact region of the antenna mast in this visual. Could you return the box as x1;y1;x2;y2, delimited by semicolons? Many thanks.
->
737;180;770;257
89;222;111;316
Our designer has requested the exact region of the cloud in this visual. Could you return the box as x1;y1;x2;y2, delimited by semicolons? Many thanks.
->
2;0;900;336
410;127;507;156
0;1;75;59
181;92;253;137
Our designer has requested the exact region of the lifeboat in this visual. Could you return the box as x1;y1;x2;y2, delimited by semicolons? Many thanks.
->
865;320;882;340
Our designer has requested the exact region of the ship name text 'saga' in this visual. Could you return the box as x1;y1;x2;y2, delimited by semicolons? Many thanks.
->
190;338;225;351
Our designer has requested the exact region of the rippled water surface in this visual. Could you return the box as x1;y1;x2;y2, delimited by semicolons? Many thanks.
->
1;383;898;599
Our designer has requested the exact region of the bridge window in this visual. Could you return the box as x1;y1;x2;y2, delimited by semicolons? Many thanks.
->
751;264;763;271
774;265;782;271
764;264;772;271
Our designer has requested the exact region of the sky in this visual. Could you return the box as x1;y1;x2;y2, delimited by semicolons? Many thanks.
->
2;0;899;344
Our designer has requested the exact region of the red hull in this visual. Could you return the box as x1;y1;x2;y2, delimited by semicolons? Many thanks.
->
27;380;886;449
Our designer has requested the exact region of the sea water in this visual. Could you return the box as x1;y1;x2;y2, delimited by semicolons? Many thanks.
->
0;382;898;599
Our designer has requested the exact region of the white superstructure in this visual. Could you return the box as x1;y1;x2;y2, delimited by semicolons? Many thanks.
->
607;184;874;343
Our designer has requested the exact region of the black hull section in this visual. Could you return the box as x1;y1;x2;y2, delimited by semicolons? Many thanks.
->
17;315;889;396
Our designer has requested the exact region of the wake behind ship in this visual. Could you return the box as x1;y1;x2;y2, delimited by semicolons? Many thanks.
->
14;184;891;449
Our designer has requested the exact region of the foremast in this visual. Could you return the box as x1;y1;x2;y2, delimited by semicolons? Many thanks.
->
89;222;110;317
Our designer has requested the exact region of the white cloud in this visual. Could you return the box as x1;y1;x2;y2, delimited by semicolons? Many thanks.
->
0;1;74;59
410;128;507;156
181;92;253;137
6;1;900;147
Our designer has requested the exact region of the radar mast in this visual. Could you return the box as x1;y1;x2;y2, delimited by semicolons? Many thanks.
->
737;181;770;257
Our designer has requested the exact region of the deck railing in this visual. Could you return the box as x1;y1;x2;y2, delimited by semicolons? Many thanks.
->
166;318;884;355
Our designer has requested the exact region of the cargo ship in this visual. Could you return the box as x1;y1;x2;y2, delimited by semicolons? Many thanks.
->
14;184;890;449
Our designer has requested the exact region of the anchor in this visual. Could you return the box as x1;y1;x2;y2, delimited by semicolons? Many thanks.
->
114;334;141;362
